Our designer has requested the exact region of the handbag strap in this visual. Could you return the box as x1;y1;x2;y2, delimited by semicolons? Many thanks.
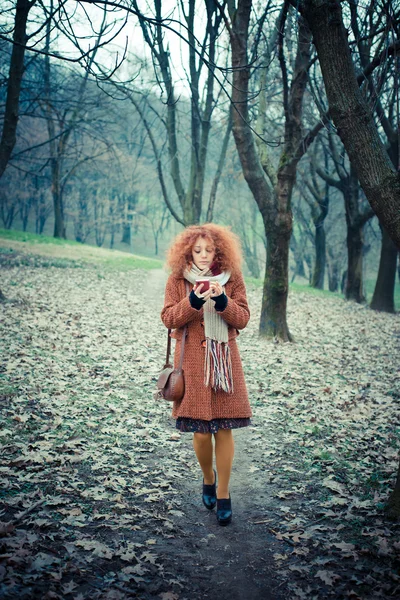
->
165;280;190;369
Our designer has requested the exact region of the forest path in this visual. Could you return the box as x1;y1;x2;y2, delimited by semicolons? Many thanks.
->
1;243;399;600
141;268;286;599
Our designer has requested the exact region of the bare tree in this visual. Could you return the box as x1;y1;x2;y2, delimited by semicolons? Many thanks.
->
316;134;374;303
0;0;36;178
42;3;110;238
0;189;16;229
138;196;171;255
348;0;399;312
32;178;52;234
232;197;263;278
300;0;400;250
299;145;331;289
131;0;230;225
230;0;315;339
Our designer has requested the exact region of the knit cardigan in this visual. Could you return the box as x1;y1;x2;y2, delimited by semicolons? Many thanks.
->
160;271;252;421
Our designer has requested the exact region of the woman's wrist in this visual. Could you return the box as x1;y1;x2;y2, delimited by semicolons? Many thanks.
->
189;289;206;310
211;292;228;312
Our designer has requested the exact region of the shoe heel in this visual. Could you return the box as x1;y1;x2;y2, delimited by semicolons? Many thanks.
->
202;468;217;510
216;495;232;525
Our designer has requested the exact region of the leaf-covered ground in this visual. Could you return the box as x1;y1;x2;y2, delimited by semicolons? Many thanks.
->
0;243;399;600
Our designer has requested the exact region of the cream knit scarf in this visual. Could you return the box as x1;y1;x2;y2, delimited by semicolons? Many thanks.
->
183;264;233;394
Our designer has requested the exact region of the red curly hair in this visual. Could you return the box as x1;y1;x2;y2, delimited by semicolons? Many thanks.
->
165;223;243;278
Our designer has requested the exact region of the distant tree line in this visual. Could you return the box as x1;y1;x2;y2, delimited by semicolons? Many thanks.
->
0;0;399;325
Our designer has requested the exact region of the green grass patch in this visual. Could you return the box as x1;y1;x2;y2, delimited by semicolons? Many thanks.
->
0;228;84;246
246;275;399;309
98;255;163;271
290;281;343;299
245;276;343;298
0;228;163;271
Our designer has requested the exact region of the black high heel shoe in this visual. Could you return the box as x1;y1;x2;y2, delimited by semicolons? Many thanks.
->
216;494;232;525
202;469;217;510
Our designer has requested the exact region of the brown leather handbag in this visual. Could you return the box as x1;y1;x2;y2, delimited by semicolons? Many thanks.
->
154;281;189;402
155;325;187;402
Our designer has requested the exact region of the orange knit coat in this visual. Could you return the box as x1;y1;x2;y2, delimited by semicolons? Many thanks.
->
160;271;252;421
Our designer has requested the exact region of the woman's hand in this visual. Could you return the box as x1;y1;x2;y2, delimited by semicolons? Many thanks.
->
193;281;209;299
193;281;223;301
210;282;223;297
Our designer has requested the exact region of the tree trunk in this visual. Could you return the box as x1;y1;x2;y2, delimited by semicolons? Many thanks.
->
342;167;373;302
385;458;400;519
206;110;232;223
370;134;399;312
326;246;339;292
261;226;293;340
290;232;306;282
311;222;326;289
121;224;131;246
310;220;326;289
292;258;306;282
370;224;397;312
301;0;400;250
345;223;365;302
0;0;34;178
51;156;65;238
328;264;339;292
0;198;15;229
305;158;329;290
121;192;136;245
38;193;47;234
43;6;66;239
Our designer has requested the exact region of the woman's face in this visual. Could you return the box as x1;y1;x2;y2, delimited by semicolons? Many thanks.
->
191;236;215;270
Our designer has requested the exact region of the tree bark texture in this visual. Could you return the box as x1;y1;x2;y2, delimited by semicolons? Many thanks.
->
312;222;326;289
290;230;307;282
385;458;400;519
301;0;400;250
317;157;373;302
345;222;365;303
327;253;340;292
43;10;66;239
370;139;399;312
0;0;34;178
343;168;371;303
305;152;330;289
370;224;398;313
303;183;329;289
260;228;292;337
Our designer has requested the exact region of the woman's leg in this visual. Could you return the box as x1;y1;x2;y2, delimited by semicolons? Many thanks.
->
214;429;234;499
193;432;215;484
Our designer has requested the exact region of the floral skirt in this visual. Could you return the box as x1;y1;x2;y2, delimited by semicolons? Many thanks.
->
175;417;252;433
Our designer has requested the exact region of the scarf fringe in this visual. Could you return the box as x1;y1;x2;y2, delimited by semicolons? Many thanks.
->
204;338;234;394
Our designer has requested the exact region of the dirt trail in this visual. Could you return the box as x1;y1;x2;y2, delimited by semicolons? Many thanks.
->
143;270;287;600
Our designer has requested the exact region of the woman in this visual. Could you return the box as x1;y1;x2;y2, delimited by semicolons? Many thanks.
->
160;223;252;526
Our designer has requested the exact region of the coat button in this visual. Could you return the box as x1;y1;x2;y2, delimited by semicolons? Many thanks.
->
201;339;206;348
